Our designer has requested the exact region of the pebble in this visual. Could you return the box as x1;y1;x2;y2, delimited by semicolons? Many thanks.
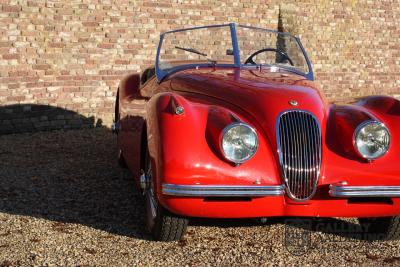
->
0;128;399;266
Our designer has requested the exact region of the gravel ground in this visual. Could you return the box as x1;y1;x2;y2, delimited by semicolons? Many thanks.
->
0;128;400;266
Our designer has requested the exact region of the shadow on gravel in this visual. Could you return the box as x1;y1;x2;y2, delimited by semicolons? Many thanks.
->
0;104;150;240
0;104;373;242
191;216;369;241
284;217;373;241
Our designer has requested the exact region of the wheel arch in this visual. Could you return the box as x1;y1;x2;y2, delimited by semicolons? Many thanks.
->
140;121;148;172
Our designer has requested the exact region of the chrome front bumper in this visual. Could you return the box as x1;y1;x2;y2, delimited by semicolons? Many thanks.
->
162;183;400;198
329;185;400;197
162;184;285;197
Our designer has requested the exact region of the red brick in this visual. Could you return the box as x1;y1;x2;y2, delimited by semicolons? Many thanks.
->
48;42;65;48
27;1;40;7
0;0;399;129
2;5;22;12
0;42;11;48
33;64;50;70
98;43;114;49
3;54;20;60
8;83;19;89
7;96;25;102
115;59;129;65
82;21;99;27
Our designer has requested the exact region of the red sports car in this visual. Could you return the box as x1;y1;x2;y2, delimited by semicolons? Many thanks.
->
113;23;400;241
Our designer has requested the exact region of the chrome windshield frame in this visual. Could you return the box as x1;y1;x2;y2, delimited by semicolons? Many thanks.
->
155;22;314;82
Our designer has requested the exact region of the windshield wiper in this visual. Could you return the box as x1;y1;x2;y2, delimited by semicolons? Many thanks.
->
175;46;207;57
174;46;217;64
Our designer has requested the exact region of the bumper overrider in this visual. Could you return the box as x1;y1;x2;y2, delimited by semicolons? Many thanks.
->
162;183;400;198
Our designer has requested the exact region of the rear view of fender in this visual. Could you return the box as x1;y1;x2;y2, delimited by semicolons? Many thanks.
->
117;73;146;179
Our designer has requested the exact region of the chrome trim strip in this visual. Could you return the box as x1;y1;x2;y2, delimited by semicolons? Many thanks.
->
162;183;285;197
329;185;400;197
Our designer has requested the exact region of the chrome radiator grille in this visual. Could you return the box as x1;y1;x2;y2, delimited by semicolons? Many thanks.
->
277;110;322;201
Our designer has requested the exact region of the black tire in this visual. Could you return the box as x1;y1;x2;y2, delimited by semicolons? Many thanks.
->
143;147;188;241
150;205;189;241
358;216;400;240
115;89;127;169
115;88;120;123
117;149;128;169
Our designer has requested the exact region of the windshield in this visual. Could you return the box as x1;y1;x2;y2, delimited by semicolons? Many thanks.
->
237;26;309;73
156;23;313;81
157;25;234;71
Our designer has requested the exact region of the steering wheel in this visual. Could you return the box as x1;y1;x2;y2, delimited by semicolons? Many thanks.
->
244;48;294;66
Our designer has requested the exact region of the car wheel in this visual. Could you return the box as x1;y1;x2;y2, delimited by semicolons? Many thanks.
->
358;216;400;240
115;88;120;123
115;88;127;168
143;148;188;241
117;149;127;168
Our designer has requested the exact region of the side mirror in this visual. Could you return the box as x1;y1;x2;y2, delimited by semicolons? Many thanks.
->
141;68;156;85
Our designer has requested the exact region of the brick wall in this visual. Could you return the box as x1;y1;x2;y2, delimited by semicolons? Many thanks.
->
1;0;400;132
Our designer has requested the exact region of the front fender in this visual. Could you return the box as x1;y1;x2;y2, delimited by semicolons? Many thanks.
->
322;98;400;187
145;92;282;198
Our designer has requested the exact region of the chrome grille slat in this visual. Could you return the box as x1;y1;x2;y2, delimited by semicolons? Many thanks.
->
307;116;313;196
304;113;310;197
299;112;306;197
277;110;322;201
294;112;301;196
300;112;306;197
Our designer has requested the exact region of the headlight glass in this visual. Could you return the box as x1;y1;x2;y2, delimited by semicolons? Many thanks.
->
221;123;258;163
354;121;390;159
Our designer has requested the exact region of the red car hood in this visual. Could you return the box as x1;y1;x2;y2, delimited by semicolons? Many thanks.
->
169;68;328;146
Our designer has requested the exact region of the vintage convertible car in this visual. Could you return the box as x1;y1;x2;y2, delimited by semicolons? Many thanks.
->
113;23;400;241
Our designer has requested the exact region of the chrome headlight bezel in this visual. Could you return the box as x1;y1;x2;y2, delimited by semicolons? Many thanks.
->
220;122;259;164
353;120;391;160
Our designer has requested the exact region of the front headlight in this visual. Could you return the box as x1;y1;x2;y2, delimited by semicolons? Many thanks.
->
221;123;258;164
354;121;390;160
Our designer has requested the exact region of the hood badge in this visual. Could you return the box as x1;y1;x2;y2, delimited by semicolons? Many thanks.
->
289;100;298;106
